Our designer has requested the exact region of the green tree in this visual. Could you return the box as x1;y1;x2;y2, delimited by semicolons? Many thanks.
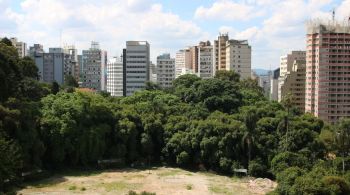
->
214;70;240;83
51;81;60;94
18;56;39;79
335;118;350;173
64;75;79;87
242;108;259;167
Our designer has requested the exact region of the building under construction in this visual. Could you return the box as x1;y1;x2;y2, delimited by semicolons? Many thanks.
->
305;19;350;122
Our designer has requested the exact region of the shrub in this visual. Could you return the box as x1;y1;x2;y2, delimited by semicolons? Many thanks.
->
322;176;350;195
248;160;267;177
275;167;305;194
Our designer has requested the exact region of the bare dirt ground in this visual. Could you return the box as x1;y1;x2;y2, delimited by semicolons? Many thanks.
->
17;167;276;195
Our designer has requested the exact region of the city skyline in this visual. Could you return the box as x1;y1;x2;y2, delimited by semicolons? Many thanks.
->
1;0;349;69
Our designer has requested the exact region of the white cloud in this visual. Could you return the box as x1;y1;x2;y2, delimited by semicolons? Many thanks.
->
194;0;264;21
2;0;206;61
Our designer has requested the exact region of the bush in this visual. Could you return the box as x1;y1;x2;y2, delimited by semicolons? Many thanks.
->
248;160;267;177
275;167;305;194
322;176;350;195
176;151;190;166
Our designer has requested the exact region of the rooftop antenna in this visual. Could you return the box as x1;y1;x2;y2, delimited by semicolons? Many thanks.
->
332;8;335;23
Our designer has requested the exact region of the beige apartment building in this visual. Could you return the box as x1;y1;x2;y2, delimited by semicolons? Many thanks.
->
305;21;350;122
226;40;252;79
213;33;251;79
175;48;193;78
214;33;229;74
280;60;306;112
278;51;306;101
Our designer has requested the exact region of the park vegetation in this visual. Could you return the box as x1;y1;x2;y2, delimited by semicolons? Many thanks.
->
1;37;350;194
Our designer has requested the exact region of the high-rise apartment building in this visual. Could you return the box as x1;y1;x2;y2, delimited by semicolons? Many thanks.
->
270;68;280;101
305;21;350;122
123;41;150;96
198;41;213;79
107;57;123;97
81;41;107;91
281;60;306;112
213;33;252;79
278;51;306;101
32;47;73;85
213;33;229;74
10;37;27;57
175;48;193;78
226;40;252;79
156;53;175;88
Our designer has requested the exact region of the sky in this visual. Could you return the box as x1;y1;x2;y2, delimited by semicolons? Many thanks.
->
1;0;350;69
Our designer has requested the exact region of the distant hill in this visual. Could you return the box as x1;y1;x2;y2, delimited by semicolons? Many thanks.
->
253;69;270;76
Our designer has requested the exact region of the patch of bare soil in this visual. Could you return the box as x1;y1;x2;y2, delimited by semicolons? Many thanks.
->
17;167;276;195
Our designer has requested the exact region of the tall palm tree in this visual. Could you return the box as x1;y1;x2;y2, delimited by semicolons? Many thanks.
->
242;108;258;166
281;93;294;151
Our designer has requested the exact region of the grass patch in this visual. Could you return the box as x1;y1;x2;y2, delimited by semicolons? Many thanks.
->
68;185;77;190
185;184;193;190
123;174;146;179
157;169;182;177
209;185;231;194
97;181;142;192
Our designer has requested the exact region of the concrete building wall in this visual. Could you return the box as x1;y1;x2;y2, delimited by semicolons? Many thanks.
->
124;41;150;96
157;53;175;88
270;68;280;101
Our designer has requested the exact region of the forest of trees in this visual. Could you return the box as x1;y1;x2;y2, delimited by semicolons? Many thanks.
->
1;38;350;194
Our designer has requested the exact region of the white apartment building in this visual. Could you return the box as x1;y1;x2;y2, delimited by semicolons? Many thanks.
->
10;37;27;57
107;57;123;97
81;42;107;91
175;48;192;78
278;51;306;101
156;53;175;88
198;41;213;79
123;41;150;96
225;40;251;79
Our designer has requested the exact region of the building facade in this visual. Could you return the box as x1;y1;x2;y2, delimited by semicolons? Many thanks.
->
270;68;280;101
175;48;192;78
10;37;27;57
64;45;79;81
281;60;306;112
107;57;123;97
156;53;175;88
123;41;150;96
305;21;350;122
198;41;213;79
81;42;107;91
278;51;306;101
213;33;229;74
33;47;72;85
226;40;252;79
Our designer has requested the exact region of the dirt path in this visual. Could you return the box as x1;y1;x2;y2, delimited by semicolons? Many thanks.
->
17;167;276;195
